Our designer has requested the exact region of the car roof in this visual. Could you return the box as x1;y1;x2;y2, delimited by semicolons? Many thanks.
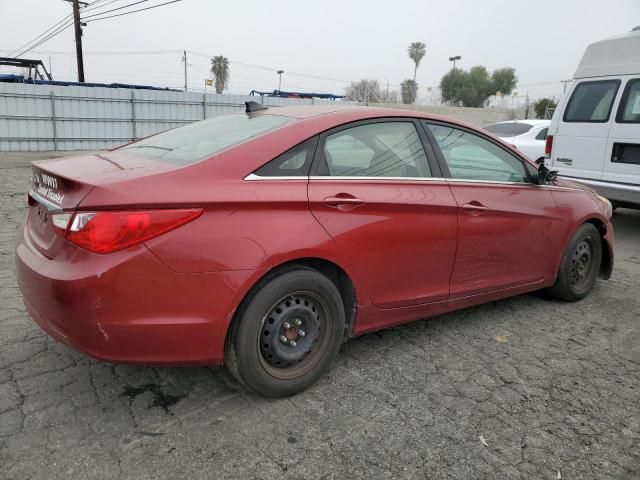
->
262;104;367;119
260;104;480;130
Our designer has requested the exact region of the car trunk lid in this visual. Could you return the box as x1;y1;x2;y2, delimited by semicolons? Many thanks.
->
27;152;181;258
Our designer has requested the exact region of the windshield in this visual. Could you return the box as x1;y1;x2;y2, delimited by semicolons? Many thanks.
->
118;113;293;165
484;122;533;137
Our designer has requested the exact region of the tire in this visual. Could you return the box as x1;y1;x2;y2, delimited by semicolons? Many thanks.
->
547;223;602;302
225;266;345;397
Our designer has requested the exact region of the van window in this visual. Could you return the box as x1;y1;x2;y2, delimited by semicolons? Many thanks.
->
563;80;620;123
616;79;640;123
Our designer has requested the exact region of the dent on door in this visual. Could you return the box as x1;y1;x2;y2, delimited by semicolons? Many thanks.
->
308;179;458;308
448;183;560;298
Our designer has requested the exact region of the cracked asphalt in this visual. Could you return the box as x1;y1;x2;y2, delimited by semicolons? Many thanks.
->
1;152;639;480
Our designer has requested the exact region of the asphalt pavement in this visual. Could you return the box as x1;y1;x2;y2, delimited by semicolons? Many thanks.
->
1;153;638;479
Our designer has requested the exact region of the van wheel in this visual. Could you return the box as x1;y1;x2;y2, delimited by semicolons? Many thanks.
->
547;223;602;301
225;267;345;397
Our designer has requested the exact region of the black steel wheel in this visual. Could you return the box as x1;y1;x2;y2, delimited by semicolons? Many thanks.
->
225;266;345;397
569;239;595;291
548;223;602;301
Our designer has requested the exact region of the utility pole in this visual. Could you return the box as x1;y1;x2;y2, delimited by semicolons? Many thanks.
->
277;70;284;91
63;0;87;82
183;50;188;92
448;55;461;106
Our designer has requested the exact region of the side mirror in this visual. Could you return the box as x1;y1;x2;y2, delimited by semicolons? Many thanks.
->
536;164;558;185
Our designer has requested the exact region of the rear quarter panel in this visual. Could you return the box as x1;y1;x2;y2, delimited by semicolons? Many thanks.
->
140;179;373;307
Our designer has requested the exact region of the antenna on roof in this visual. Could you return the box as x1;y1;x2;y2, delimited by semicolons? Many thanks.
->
245;101;268;113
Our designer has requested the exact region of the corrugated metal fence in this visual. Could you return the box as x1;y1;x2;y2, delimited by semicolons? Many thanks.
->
0;83;353;151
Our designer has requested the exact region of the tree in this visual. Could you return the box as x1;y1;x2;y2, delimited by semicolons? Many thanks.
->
408;42;426;82
534;97;558;119
401;79;418;104
440;65;518;107
210;56;229;94
491;68;517;96
344;79;382;102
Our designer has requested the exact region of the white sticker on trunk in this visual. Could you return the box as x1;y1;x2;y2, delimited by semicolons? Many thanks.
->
34;172;65;206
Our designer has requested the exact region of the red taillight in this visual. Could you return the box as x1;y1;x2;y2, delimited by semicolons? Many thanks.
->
544;135;553;159
60;209;202;254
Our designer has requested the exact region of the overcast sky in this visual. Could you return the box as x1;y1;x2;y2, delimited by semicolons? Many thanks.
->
1;0;639;103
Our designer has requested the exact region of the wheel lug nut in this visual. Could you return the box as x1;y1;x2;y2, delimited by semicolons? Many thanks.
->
299;330;306;337
283;322;291;329
290;340;297;347
294;319;302;327
280;335;288;344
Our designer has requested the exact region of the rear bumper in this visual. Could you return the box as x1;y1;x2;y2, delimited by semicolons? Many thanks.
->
15;225;260;365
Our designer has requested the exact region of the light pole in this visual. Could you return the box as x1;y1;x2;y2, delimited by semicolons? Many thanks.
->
448;55;461;106
277;70;284;91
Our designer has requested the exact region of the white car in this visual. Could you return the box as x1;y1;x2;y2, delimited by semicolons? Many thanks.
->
484;120;550;163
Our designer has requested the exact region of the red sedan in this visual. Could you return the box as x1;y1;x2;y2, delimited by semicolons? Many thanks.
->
16;104;614;396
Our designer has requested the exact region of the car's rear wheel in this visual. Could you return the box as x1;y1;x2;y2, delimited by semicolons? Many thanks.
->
547;223;602;301
225;267;345;397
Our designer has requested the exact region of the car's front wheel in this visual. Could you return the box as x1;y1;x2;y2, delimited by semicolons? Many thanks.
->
547;223;602;301
225;266;345;397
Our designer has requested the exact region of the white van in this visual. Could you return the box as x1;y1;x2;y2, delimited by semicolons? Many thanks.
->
547;26;640;208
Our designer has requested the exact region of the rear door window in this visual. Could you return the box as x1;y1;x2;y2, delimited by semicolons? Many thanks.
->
615;79;640;123
563;80;620;123
318;121;431;177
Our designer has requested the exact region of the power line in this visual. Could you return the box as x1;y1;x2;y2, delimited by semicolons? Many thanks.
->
0;49;183;55
83;0;126;12
81;0;150;19
189;50;353;84
9;13;74;58
7;0;115;58
14;21;75;58
83;0;182;23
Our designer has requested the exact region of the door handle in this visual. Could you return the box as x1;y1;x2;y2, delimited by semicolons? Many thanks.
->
462;201;489;215
323;194;365;210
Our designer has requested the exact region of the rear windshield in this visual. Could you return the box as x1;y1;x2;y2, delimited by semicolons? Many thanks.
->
118;113;293;165
484;122;533;137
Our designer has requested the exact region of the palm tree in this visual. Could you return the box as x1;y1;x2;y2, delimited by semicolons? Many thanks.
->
401;79;418;104
407;42;426;82
210;56;230;94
